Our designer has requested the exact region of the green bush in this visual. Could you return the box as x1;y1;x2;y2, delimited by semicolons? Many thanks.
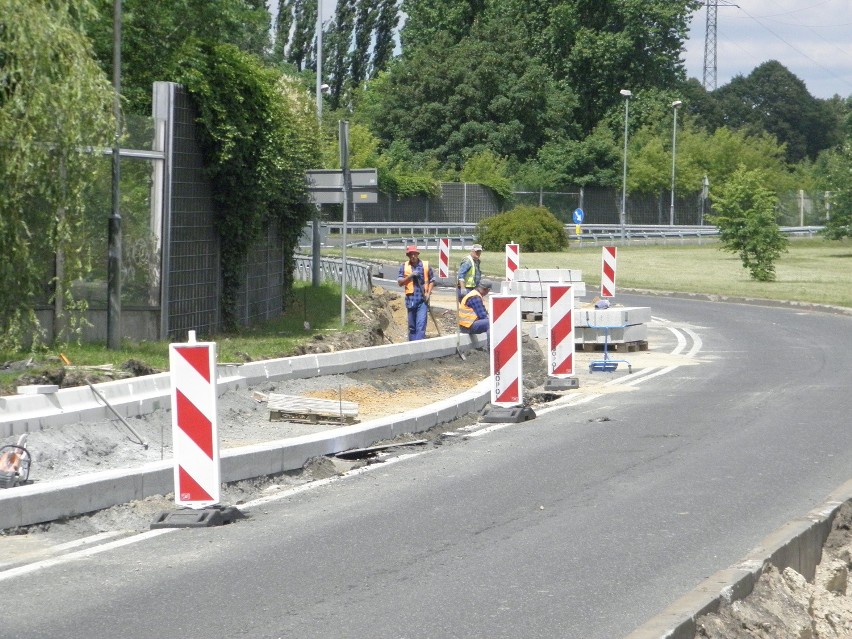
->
476;205;568;252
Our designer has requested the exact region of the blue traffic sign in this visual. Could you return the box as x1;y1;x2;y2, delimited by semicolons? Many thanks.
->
572;208;585;224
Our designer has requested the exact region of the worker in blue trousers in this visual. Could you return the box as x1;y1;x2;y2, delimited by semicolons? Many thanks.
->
458;278;493;349
397;245;435;341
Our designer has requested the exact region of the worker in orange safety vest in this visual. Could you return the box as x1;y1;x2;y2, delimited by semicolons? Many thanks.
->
458;278;493;349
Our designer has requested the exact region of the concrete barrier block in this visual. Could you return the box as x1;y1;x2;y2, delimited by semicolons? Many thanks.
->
576;324;648;344
513;268;583;282
139;463;174;498
17;385;59;395
289;354;322;378
575;306;652;327
16;470;145;528
0;492;24;529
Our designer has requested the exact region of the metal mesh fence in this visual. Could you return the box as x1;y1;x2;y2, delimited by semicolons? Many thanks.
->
341;184;829;229
162;83;221;339
342;183;501;224
234;222;287;326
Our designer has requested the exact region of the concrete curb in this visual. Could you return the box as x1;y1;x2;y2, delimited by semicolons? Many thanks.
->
0;341;489;531
625;479;852;639
0;333;481;439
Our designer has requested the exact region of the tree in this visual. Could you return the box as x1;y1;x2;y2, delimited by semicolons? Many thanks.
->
627;120;794;197
371;0;400;76
283;0;317;71
325;0;356;108
502;0;701;134
350;0;377;88
820;142;852;240
399;0;487;51
0;0;115;348
709;166;788;282
363;16;572;168
458;150;513;199
712;61;842;163
85;0;272;114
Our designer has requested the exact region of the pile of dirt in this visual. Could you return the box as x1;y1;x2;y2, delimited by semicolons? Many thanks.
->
695;502;852;638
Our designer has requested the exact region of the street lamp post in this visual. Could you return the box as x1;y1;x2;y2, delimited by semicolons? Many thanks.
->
670;99;682;226
669;100;683;226
619;89;632;239
312;3;325;287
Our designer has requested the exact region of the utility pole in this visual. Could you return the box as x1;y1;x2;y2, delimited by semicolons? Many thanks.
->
702;0;737;92
702;0;718;91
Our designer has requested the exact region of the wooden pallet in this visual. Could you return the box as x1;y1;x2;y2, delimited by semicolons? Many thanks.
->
522;312;544;321
579;340;649;353
264;393;359;424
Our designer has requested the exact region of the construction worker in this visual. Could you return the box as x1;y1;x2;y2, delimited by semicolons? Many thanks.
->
397;245;435;341
458;278;492;349
457;243;483;300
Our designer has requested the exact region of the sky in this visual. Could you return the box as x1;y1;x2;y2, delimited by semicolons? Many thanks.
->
682;0;852;99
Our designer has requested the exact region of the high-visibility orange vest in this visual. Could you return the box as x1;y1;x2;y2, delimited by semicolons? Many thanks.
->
403;261;430;295
458;290;483;328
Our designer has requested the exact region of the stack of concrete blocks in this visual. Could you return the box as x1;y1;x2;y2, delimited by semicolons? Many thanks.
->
503;268;651;349
503;269;586;320
574;306;652;350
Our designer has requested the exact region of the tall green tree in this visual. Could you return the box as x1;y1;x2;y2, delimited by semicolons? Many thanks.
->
364;16;573;168
499;0;701;134
1;0;115;348
325;0;356;108
710;166;788;282
350;0;377;88
820;142;852;240
371;0;400;76
714;61;842;163
86;0;272;114
400;0;488;51
628;121;794;196
288;0;318;71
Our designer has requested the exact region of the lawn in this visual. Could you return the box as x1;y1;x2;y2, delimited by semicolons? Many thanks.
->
344;237;852;309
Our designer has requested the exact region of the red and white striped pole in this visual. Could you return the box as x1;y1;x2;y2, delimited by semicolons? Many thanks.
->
600;246;617;298
505;242;519;282
490;295;523;407
438;237;450;279
169;331;221;508
547;285;575;377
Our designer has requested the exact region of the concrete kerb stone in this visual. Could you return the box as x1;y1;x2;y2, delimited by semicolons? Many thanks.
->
625;485;852;639
0;351;492;531
0;335;473;440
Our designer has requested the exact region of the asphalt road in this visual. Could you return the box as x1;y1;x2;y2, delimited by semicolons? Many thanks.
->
4;294;852;639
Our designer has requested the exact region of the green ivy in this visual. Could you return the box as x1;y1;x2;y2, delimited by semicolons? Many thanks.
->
179;45;321;330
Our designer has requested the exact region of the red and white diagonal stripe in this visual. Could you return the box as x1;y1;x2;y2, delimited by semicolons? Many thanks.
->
438;238;450;278
548;285;575;377
490;295;522;407
505;243;519;282
170;343;221;508
600;246;617;298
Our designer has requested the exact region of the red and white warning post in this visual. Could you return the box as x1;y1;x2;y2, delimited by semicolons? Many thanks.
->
169;331;221;508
